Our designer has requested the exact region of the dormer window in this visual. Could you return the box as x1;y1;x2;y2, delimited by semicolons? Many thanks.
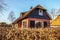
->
39;9;43;15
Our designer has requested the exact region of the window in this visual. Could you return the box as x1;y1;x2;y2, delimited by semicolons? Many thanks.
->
41;22;44;28
23;22;26;28
15;24;18;28
39;9;43;15
35;22;42;28
30;21;35;28
44;22;47;27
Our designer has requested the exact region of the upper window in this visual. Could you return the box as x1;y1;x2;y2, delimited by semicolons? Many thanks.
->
39;9;43;15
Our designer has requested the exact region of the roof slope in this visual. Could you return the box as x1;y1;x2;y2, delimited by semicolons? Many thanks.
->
51;15;60;26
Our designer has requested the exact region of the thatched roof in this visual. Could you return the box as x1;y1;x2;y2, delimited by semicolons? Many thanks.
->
51;15;60;26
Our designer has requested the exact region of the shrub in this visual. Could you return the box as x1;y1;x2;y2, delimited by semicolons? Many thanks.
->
0;27;60;40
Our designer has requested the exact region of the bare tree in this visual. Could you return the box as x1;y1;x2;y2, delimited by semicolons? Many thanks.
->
8;11;16;23
51;9;60;19
0;0;7;14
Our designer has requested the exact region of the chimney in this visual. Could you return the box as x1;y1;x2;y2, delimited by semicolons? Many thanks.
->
30;6;33;9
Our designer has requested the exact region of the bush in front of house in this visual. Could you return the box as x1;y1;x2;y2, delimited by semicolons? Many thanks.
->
0;28;60;40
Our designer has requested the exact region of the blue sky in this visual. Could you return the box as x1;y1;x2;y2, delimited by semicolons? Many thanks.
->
1;0;60;24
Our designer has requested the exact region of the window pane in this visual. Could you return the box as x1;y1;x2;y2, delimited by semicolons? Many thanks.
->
36;22;42;28
39;9;43;15
44;22;47;27
23;22;26;28
30;21;35;28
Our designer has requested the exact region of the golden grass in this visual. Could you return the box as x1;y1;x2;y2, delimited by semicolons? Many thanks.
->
0;27;60;40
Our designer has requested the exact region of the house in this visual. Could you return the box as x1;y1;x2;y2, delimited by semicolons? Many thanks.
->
51;15;60;28
12;5;51;28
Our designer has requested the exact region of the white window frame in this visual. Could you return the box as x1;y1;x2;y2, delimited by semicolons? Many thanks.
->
23;22;26;28
39;9;43;15
15;24;18;28
42;22;44;28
